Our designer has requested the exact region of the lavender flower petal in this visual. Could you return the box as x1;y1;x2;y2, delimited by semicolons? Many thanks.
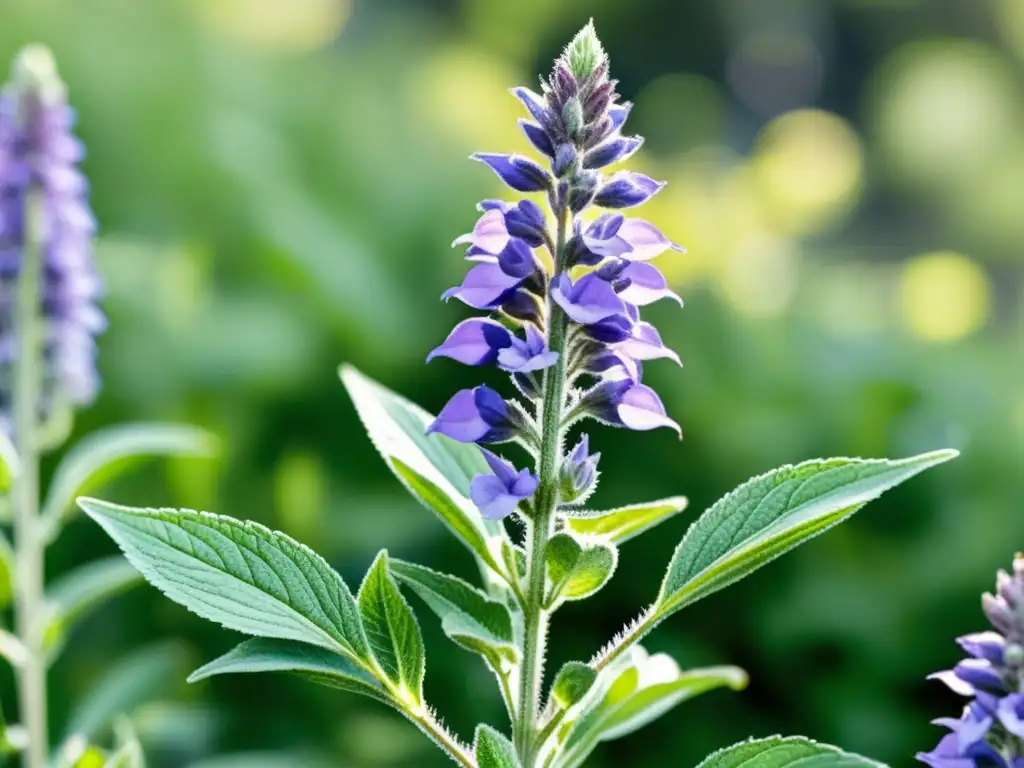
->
442;262;523;309
594;171;666;209
427;318;513;366
615;262;683;307
472;153;552;192
551;273;626;325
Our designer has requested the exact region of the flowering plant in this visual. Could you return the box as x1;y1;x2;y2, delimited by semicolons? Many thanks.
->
18;21;958;768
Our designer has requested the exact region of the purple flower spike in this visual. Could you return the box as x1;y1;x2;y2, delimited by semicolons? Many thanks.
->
453;209;510;255
497;324;558;373
551;273;626;325
442;262;523;310
585;380;680;435
478;199;547;248
427;318;512;366
472;153;551;192
954;659;1006;693
511;87;554;130
559;434;600;504
999;693;1024;737
427;386;516;444
958;632;1006;665
614;262;683;307
615;322;681;365
608;102;632;131
583;135;643;169
469;447;538;520
594;171;666;209
496;238;537;279
916;732;1005;768
617;218;682;260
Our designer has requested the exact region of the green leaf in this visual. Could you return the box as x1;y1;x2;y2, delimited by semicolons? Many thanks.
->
0;531;13;612
102;717;145;768
358;552;425;706
78;498;368;661
0;430;19;493
389;560;514;650
63;643;187;744
42;423;217;539
559;648;746;768
695;735;886;767
565;496;688;545
474;725;519;768
551;662;597;709
43;556;143;661
340;365;505;572
189;637;389;706
658;451;958;617
545;533;617;606
0;629;27;668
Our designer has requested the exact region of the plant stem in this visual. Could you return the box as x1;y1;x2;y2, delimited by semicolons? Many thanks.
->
515;203;569;766
13;190;47;768
414;711;475;768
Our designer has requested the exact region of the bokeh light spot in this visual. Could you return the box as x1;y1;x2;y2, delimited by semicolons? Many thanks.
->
899;252;991;341
753;109;863;237
634;74;727;155
727;30;824;116
993;0;1024;60
190;0;351;53
719;233;801;319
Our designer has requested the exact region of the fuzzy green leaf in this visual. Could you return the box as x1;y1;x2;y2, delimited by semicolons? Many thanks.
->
565;496;688;544
358;552;425;705
189;637;389;705
695;735;886;767
43;423;217;539
545;533;617;606
551;662;598;709
658;451;958;617
340;366;505;572
43;556;143;661
77;498;368;661
559;648;746;768
474;725;519;768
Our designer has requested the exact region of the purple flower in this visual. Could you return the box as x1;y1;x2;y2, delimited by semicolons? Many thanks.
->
427;386;517;444
614;322;681;365
998;693;1024;737
580;216;680;264
958;632;1006;665
583;379;680;435
559;434;600;504
551;273;626;325
474;199;548;249
0;46;103;433
594;172;666;209
519;119;555;158
496;324;558;373
442;262;523;309
453;209;510;255
472;153;551;192
613;262;683;307
917;732;1006;768
583;136;643;169
608;103;632;131
954;659;1006;693
469;447;538;520
427;318;512;366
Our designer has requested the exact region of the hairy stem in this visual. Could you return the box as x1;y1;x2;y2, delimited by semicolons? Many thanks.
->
14;190;47;768
515;203;570;765
413;711;475;768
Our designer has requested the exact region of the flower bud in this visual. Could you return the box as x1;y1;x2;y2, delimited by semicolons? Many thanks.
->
568;170;600;213
559;434;600;505
553;143;577;178
562;97;584;141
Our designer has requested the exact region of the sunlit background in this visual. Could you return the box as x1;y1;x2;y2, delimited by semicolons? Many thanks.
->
1;0;1022;765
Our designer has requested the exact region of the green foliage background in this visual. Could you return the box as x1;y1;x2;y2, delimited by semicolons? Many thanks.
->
1;0;1022;765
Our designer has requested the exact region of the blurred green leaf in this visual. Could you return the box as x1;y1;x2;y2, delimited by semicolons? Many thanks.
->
565;496;689;545
357;552;425;707
187;755;331;768
77;498;369;661
339;365;506;574
473;725;518;768
102;717;145;768
63;642;187;745
551;662;597;710
545;534;617;606
694;736;885;767
0;530;13;611
42;423;217;540
657;450;958;617
189;637;389;706
0;430;19;493
43;556;143;663
0;628;27;668
559;648;747;768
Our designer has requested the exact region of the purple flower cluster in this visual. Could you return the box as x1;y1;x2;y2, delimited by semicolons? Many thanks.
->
0;47;102;434
426;22;683;520
919;554;1024;767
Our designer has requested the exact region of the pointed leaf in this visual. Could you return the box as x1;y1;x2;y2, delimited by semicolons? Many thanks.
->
77;498;368;661
566;496;688;544
474;725;519;768
188;637;389;705
43;557;143;661
42;423;217;538
545;534;617;605
358;552;425;706
551;662;598;709
559;648;746;768
390;560;513;646
695;736;886;768
63;643;187;744
658;451;958;617
340;366;505;572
